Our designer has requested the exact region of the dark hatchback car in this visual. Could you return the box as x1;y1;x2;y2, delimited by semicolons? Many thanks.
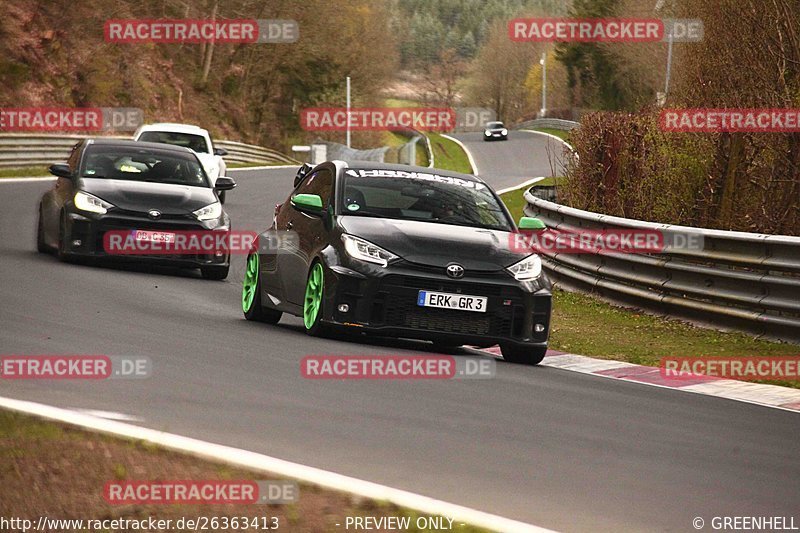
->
37;138;236;279
483;121;508;141
242;161;552;364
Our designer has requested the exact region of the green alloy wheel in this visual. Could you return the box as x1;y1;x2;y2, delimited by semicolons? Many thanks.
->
303;262;324;333
242;252;282;324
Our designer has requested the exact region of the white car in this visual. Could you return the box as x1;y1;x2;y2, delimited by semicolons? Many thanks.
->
133;123;230;202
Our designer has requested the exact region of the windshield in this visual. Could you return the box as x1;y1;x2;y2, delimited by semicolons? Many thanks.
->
81;145;210;187
486;122;504;128
137;131;210;154
341;170;512;231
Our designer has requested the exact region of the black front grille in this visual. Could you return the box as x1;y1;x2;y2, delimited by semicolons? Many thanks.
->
371;274;525;337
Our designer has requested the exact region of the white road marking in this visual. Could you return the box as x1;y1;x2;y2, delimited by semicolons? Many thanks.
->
440;134;479;175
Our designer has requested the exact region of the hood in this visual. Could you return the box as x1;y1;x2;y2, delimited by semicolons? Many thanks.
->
194;153;220;179
79;178;217;215
338;216;527;271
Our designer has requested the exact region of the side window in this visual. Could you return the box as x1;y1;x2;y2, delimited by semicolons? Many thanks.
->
66;142;83;174
296;169;334;208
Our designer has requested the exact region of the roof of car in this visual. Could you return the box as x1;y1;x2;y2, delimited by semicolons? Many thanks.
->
136;123;208;134
341;161;484;184
86;138;196;154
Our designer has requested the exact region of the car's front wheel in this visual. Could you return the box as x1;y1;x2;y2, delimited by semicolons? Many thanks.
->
36;205;50;253
303;261;327;336
242;252;281;323
500;344;547;365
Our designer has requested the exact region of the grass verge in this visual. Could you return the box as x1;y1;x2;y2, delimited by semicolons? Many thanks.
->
526;128;572;142
0;166;50;178
0;410;490;533
499;183;800;387
428;133;472;174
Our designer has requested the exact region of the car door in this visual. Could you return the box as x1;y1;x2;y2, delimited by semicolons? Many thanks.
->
277;168;334;306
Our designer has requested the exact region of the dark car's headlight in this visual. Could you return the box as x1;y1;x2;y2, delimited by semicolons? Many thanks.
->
193;201;222;221
484;130;491;136
501;128;508;135
506;254;542;281
341;234;398;267
74;191;114;215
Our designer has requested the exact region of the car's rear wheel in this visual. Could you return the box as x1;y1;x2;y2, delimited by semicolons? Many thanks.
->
303;261;326;336
36;205;49;253
201;265;229;280
242;252;281;323
500;344;547;365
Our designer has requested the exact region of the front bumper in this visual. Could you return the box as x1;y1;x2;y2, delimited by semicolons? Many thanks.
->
62;208;230;268
321;260;551;348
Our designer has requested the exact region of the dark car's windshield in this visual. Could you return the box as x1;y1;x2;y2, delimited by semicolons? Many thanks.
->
137;131;210;154
486;122;504;129
341;169;512;231
80;145;210;187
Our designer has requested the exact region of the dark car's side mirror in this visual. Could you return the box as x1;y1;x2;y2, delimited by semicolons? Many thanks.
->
49;164;72;179
518;217;546;230
214;176;237;191
213;147;228;157
290;193;324;216
293;163;313;188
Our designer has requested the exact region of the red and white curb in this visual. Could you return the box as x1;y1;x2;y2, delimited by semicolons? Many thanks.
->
474;347;800;414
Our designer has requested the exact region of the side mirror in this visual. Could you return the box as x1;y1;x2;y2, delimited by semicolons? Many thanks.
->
214;176;237;191
291;193;324;215
294;163;313;188
518;217;546;230
49;164;72;179
213;147;228;157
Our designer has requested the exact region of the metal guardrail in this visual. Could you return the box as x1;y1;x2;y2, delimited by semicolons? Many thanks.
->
515;118;580;131
523;189;800;342
0;134;297;168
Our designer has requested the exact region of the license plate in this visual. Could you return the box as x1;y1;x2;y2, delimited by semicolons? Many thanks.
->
417;290;488;313
133;230;176;243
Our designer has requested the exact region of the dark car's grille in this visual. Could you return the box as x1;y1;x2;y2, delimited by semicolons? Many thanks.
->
371;274;526;337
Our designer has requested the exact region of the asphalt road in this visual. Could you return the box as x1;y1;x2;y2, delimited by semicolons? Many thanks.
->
451;131;568;190
1;163;798;532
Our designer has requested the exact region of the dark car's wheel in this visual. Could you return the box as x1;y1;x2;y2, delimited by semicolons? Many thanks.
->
56;214;73;263
201;265;229;280
303;261;327;336
242;252;281;323
36;205;50;253
500;344;547;365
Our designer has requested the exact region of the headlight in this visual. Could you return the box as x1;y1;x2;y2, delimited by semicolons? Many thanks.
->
501;129;508;135
193;201;222;221
484;131;491;136
506;254;542;281
341;234;398;267
74;191;114;215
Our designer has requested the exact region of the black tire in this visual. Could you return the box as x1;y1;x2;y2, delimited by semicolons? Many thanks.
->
243;254;282;324
201;265;230;280
500;344;547;365
56;214;73;263
36;205;49;253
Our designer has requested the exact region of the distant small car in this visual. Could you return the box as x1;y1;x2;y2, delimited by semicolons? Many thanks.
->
36;138;236;280
133;123;230;202
483;121;508;141
242;161;552;365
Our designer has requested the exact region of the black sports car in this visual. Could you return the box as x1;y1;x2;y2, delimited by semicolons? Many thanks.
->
37;138;236;279
483;121;508;141
242;161;552;364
